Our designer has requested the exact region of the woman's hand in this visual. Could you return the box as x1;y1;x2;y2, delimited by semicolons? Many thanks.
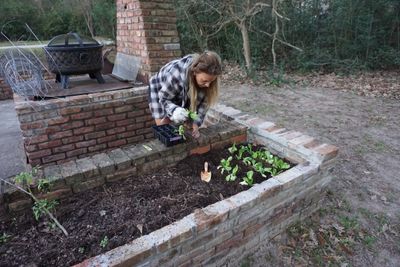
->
192;123;200;139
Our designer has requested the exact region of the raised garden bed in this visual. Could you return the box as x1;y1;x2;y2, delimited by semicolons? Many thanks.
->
0;143;294;267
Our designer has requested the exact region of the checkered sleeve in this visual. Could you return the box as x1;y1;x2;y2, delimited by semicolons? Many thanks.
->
148;56;192;120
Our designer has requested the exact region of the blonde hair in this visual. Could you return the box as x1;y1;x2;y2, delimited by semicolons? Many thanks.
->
187;51;222;113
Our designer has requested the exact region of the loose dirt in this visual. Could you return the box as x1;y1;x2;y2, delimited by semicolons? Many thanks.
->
220;69;400;267
0;144;292;267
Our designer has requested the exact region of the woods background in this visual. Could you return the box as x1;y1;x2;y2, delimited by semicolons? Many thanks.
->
1;0;399;73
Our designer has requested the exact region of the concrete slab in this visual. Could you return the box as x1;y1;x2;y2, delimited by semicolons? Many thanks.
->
0;100;26;180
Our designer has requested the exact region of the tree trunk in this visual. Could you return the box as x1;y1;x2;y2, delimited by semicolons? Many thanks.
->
239;20;252;71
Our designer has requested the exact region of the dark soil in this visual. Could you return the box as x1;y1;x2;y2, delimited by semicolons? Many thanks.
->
0;144;293;267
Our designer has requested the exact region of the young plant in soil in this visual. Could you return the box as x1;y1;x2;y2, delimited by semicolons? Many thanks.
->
175;109;199;140
0;168;68;236
217;156;233;174
240;170;254;186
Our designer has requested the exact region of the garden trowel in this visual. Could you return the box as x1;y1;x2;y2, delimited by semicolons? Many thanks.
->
201;161;212;182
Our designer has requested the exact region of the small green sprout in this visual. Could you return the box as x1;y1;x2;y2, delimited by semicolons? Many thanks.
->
187;110;198;121
37;179;51;192
252;162;269;177
32;199;58;221
225;164;239;182
236;146;246;160
243;156;256;166
78;247;85;254
0;233;11;244
228;143;238;154
217;156;233;174
100;236;109;248
177;125;186;140
240;171;254;186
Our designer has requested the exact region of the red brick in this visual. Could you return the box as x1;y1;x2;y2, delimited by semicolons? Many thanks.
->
47;117;70;125
95;122;115;131
45;126;62;135
116;118;136;127
94;108;114;116
88;143;107;152
115;106;132;113
27;149;52;160
71;111;93;120
98;135;117;144
66;148;88;158
108;139;127;148
127;135;145;143
106;127;126;135
85;117;107;125
126;123;144;131
117;132;136;139
26;135;48;145
42;153;66;164
215;234;248;253
60;107;81;115
211;139;231;150
230;133;247;144
25;144;37;152
38;140;62;150
62;135;84;144
60;121;85;130
313;144;339;161
20;121;45;130
49;130;73;140
108;114;126;121
85;131;106;140
53;144;75;153
243;223;263;238
73;126;94;135
75;140;97;148
190;144;210;155
127;110;145;118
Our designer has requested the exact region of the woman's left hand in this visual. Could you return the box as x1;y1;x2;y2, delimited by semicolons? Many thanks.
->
192;123;200;139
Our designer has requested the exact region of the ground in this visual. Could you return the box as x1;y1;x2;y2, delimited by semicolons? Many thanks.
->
219;68;400;266
0;68;399;266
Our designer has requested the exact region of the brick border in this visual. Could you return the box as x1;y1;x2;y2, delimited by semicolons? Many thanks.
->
69;104;337;267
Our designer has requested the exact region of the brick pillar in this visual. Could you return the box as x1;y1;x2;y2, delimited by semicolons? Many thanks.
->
116;0;182;84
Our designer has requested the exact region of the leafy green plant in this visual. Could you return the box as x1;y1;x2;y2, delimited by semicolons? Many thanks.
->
243;156;256;166
217;156;233;174
236;145;246;160
100;236;109;248
225;164;239;182
0;233;11;244
271;157;290;176
177;124;186;140
32;199;58;221
252;162;270;177
228;143;238;154
240;171;254;186
78;247;85;254
0;169;68;236
37;178;51;192
187;110;198;121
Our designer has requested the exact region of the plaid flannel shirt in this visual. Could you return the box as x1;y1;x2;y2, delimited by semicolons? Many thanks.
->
148;55;207;126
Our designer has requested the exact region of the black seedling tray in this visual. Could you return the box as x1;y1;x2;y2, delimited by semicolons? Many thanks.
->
152;124;184;147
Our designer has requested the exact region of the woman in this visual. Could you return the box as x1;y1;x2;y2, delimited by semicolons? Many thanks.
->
148;51;222;138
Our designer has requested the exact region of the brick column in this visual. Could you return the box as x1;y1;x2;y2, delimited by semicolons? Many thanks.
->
116;0;182;84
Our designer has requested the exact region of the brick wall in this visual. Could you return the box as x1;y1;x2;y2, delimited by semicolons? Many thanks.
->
0;78;13;100
116;0;182;83
14;86;154;166
69;105;337;267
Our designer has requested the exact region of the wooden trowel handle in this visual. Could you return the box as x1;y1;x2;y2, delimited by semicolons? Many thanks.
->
204;162;208;172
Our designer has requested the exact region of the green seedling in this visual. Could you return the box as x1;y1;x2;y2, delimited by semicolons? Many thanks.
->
177;125;186;140
0;169;68;236
217;156;233;174
100;236;109;248
187;110;198;121
37;178;51;192
78;247;85;254
236;146;246;160
0;233;11;244
260;149;274;164
243;156;256;166
32;199;58;221
252;162;270;177
228;143;238;154
271;157;290;175
240;171;254;186
225;164;239;182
